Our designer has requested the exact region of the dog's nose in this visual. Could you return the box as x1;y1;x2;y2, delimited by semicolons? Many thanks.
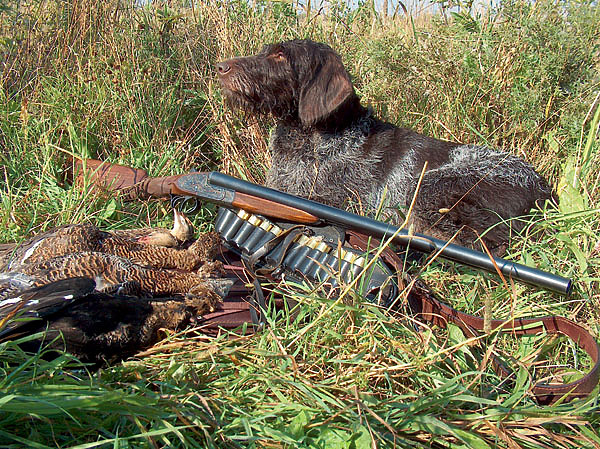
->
216;62;231;75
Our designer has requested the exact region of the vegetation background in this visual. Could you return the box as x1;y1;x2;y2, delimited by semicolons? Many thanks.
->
0;0;599;447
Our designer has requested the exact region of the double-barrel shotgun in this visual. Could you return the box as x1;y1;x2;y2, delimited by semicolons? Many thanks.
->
71;158;572;296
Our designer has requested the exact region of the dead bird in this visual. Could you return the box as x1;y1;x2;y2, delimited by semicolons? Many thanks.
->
0;251;225;303
0;276;231;365
0;212;220;272
110;209;194;247
0;276;97;336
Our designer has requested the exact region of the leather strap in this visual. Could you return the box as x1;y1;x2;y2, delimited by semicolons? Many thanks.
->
346;231;600;405
422;294;599;404
244;225;308;325
200;237;599;404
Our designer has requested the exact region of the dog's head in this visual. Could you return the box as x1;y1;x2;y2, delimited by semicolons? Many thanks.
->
216;40;360;128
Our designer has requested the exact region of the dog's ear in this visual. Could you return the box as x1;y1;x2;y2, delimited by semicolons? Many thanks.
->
298;53;356;127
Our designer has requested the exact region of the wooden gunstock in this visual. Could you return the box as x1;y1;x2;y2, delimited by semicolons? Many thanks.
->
71;158;181;199
231;192;319;225
143;175;184;199
72;159;320;224
71;158;148;190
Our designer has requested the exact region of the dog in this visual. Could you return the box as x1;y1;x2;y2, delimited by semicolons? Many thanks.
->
216;39;553;253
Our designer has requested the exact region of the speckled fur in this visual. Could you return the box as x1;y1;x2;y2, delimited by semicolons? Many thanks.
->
266;117;377;207
217;39;553;252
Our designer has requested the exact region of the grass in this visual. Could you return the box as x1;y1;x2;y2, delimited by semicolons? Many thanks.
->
1;0;599;447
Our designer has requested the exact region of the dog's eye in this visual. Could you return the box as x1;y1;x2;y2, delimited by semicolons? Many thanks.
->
269;51;286;61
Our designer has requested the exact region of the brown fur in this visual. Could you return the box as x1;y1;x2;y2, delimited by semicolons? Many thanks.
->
217;40;554;253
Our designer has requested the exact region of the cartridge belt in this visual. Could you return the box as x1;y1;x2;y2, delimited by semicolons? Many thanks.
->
214;207;398;306
209;206;600;405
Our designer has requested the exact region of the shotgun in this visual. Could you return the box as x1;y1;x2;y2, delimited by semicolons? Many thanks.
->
71;158;573;296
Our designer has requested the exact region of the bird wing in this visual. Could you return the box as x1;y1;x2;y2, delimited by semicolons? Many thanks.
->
0;277;97;338
2;225;104;270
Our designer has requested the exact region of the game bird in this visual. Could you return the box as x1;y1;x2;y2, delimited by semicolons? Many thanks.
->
110;208;194;246
0;210;218;272
0;276;230;365
0;249;225;299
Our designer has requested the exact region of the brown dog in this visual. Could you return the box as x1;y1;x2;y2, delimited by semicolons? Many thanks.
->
217;39;553;253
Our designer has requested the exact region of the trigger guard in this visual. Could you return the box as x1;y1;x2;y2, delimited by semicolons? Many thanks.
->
170;194;201;214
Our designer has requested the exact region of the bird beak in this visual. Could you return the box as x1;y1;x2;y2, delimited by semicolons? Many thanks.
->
173;209;186;232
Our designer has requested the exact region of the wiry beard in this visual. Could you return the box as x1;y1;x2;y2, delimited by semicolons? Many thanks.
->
219;76;299;121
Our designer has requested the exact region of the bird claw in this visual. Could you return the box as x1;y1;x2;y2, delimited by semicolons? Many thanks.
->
185;280;230;314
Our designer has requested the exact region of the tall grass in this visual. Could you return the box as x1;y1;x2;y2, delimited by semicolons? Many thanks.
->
1;0;599;447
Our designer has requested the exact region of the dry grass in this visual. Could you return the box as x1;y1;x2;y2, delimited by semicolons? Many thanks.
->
0;0;599;447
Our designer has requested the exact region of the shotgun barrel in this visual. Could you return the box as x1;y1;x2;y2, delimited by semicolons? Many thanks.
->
207;171;572;296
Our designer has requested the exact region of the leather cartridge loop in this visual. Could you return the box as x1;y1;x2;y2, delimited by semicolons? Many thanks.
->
243;226;308;325
246;226;308;277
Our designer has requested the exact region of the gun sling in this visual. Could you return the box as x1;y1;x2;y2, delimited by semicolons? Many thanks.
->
196;208;599;405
